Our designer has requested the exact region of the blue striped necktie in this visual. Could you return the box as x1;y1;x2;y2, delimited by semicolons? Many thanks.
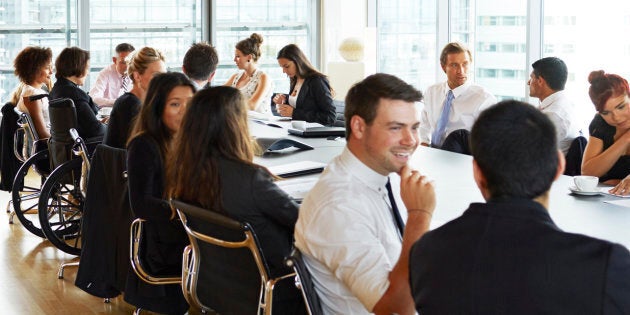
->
432;90;454;146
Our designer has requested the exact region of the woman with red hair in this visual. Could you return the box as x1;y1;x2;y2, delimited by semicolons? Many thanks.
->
582;70;630;194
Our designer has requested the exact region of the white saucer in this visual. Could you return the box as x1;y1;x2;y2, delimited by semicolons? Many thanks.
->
569;186;601;196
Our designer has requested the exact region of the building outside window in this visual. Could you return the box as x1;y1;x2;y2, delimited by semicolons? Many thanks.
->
0;0;317;104
212;0;317;94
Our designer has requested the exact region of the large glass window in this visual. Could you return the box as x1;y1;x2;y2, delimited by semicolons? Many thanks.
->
457;0;528;102
88;0;203;87
0;0;202;104
1;0;317;104
544;0;630;129
376;0;437;91
213;0;317;93
0;0;77;103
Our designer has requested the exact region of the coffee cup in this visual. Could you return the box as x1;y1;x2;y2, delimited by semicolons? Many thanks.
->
573;175;598;192
292;120;307;131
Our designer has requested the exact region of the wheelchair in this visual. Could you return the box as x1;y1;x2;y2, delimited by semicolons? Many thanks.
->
10;95;51;238
11;94;97;256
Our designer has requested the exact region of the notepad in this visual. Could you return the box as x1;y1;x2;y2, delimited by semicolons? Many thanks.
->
267;161;326;178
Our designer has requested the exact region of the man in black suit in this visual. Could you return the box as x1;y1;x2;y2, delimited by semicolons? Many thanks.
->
409;100;630;314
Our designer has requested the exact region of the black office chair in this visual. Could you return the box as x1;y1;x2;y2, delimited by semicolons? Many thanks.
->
0;101;22;192
171;199;295;315
332;99;345;127
284;248;323;315
564;136;587;176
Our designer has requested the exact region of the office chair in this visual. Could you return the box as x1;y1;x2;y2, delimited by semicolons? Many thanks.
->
285;248;323;315
171;199;295;315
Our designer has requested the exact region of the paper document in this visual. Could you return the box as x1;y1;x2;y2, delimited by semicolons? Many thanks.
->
291;120;324;130
248;110;291;121
599;187;630;198
604;199;630;208
276;177;319;201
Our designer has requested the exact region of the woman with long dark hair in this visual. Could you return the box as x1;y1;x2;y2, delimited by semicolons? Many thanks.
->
124;72;195;315
167;86;305;314
273;44;336;125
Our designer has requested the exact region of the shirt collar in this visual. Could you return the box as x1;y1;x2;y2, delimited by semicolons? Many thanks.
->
339;147;390;192
444;81;471;98
539;90;565;110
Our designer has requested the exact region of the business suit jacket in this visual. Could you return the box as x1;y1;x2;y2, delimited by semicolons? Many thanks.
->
409;198;630;315
292;76;336;126
124;135;188;315
186;157;304;314
49;77;106;140
75;144;131;298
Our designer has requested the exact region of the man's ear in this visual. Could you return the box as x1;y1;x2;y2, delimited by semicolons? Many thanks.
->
181;65;187;76
112;57;117;64
554;150;566;181
349;115;366;140
208;71;216;83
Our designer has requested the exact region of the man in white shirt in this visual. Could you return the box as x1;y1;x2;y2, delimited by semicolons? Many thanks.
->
89;43;135;107
295;73;436;315
420;42;496;153
528;57;582;155
182;42;219;90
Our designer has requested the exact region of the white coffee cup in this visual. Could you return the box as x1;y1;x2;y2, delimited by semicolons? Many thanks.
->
573;175;598;192
292;120;307;131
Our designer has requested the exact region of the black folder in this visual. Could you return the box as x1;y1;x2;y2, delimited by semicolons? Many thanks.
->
287;126;346;138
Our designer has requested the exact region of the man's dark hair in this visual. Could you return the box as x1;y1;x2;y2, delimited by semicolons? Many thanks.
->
471;100;559;199
183;42;219;81
344;73;423;138
115;43;135;54
532;57;568;91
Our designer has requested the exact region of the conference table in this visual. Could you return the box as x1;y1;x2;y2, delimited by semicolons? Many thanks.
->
250;119;630;249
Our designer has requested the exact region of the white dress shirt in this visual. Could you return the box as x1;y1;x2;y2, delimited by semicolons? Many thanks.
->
538;90;582;155
294;147;402;315
420;81;496;146
89;64;131;107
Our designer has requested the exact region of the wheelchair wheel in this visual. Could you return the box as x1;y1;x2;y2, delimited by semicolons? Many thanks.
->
38;158;83;256
11;149;49;238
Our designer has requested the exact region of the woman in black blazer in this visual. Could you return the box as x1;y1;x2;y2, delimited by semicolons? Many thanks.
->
49;47;106;140
124;72;195;315
167;86;305;314
273;44;336;126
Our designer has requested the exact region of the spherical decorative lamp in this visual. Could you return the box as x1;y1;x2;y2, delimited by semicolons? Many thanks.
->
338;37;364;62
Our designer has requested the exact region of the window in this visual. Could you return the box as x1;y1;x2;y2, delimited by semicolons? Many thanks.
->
544;0;630;129
376;0;437;90
1;0;318;104
0;0;77;103
212;0;318;93
87;0;203;88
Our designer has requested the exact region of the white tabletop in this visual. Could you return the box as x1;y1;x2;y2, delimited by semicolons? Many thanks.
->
251;122;630;248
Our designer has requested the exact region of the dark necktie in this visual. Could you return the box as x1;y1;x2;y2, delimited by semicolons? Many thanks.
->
121;74;129;92
385;178;405;236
